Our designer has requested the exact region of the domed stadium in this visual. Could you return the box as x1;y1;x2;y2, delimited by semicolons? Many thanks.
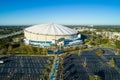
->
24;23;79;47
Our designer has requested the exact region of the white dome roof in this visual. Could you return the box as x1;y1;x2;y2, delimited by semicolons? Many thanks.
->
25;23;77;35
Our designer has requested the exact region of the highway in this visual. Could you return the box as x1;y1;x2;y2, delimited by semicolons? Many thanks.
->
0;31;23;39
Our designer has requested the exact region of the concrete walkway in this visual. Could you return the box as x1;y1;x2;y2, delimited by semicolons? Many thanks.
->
50;55;59;80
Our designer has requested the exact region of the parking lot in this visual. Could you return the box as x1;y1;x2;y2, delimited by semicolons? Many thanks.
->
0;56;53;80
56;49;120;80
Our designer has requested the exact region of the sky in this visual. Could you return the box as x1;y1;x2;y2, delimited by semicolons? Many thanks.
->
0;0;120;25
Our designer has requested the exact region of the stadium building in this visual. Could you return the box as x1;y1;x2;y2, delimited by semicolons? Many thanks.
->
24;23;81;47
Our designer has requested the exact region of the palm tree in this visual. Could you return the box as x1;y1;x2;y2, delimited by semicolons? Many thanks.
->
96;49;103;56
89;75;101;80
114;40;120;55
82;57;87;68
109;58;115;68
42;69;49;80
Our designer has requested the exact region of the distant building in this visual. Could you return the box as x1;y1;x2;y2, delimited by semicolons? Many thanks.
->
96;31;120;40
73;27;96;32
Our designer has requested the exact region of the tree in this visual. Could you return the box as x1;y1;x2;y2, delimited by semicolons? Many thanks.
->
82;57;87;68
42;69;49;80
42;48;48;55
8;44;12;51
101;38;109;44
115;40;120;49
109;58;115;68
28;45;34;54
82;61;87;68
114;40;120;55
96;49;103;56
37;47;41;54
7;44;13;54
88;40;96;46
84;39;89;44
45;63;51;72
89;75;101;80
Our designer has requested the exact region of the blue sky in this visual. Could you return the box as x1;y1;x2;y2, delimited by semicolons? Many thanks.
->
0;0;120;25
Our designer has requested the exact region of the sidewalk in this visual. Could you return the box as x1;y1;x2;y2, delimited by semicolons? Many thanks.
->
49;55;59;80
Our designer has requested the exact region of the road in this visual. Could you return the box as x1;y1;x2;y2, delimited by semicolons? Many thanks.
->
0;31;23;39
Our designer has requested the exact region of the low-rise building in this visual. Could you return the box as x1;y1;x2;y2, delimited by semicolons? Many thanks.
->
96;31;120;40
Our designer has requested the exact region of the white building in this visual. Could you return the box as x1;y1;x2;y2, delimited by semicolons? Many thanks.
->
24;23;78;47
96;31;120;40
73;27;96;32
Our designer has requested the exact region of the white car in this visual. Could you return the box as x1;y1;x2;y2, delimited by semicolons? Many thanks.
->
0;61;4;64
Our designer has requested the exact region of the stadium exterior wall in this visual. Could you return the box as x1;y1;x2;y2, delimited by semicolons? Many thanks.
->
24;31;77;47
